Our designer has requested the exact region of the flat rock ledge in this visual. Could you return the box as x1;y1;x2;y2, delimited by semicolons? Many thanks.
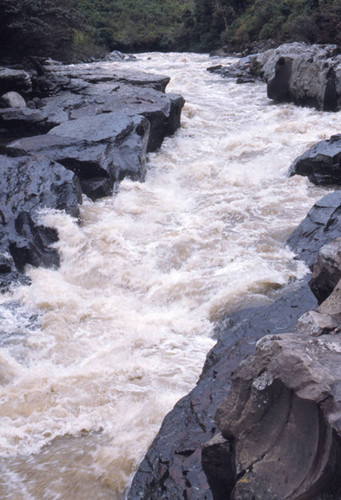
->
208;42;341;111
129;140;341;498
0;59;184;290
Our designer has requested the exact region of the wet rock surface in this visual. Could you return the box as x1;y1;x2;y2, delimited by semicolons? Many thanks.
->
289;134;341;185
287;190;341;269
130;183;341;498
128;280;318;499
0;59;184;289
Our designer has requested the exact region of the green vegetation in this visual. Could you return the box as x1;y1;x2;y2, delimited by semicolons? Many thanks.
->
0;0;340;62
74;0;195;51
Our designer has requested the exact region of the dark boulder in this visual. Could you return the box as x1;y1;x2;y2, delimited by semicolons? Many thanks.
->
0;154;81;289
128;280;317;499
208;42;341;112
287;191;341;269
0;107;52;140
289;134;341;185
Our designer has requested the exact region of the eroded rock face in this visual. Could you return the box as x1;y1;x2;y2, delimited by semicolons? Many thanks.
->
289;134;341;185
128;280;318;499
215;331;341;499
208;42;341;111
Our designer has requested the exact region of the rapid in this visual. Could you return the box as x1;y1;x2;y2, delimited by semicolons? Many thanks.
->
0;52;340;498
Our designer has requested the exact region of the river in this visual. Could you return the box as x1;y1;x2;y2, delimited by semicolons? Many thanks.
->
0;52;340;499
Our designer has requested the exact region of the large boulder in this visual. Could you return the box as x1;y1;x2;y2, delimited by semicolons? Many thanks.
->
128;280;318;499
215;329;341;499
208;42;341;111
0;59;185;289
289;134;341;185
265;43;341;110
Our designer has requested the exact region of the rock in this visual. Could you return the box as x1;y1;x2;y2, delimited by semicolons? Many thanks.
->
294;309;339;336
0;107;52;139
318;276;341;321
0;154;82;289
0;60;184;288
5;112;151;200
201;433;235;500
209;42;341;111
215;331;341;499
287;191;341;268
0;67;32;95
309;237;341;303
207;55;262;82
265;43;341;110
289;134;341;185
0;91;26;108
104;50;137;62
128;280;317;499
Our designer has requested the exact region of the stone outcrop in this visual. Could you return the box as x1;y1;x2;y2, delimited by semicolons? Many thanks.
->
128;280;318;499
215;329;341;499
0;154;82;289
289;134;341;185
208;42;341;111
130;182;341;498
0;59;184;290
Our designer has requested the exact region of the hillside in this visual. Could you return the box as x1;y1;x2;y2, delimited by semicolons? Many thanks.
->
0;0;340;62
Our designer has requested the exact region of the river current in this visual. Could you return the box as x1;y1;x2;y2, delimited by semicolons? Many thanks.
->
0;52;340;498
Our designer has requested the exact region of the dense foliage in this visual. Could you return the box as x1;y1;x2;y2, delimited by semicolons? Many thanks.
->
0;0;84;62
0;0;340;62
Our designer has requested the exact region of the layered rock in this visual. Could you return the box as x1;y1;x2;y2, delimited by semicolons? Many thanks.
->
0;59;184;289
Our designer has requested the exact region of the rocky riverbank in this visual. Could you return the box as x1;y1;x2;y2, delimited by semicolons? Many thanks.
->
129;44;341;499
0;58;184;290
208;42;341;111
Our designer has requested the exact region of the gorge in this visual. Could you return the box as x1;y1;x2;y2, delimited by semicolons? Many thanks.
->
1;49;341;499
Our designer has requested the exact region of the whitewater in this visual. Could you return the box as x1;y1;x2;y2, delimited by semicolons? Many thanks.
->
0;52;339;498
